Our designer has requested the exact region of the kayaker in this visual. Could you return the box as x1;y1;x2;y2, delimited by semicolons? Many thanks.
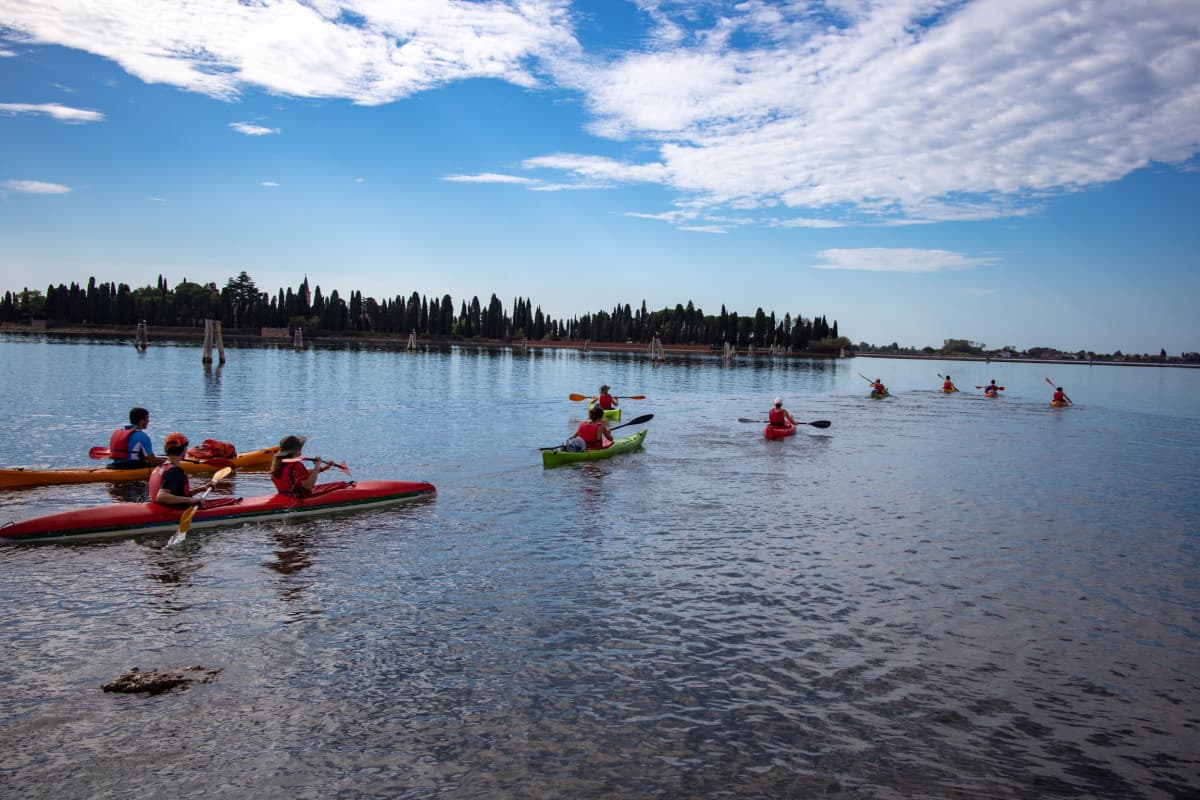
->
1052;386;1070;405
984;379;1001;397
871;378;888;396
108;406;164;469
270;434;340;497
768;397;796;429
150;432;215;508
942;375;957;393
597;385;619;410
574;404;613;450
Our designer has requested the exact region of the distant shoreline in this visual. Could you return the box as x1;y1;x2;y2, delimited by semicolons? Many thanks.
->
1;323;1193;367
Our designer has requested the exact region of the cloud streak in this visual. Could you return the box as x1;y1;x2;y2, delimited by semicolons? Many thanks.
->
5;179;71;194
229;121;279;136
0;102;104;122
810;248;997;273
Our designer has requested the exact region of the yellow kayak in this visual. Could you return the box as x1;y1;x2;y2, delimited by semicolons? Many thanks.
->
0;445;279;490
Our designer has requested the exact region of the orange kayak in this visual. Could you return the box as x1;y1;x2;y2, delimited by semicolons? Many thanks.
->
0;445;279;490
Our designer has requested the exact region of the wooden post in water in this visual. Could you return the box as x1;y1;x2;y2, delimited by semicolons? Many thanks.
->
213;319;225;364
294;325;304;350
406;329;417;351
202;318;213;362
134;320;148;350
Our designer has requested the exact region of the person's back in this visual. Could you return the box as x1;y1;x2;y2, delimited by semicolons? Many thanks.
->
108;406;161;469
575;405;612;450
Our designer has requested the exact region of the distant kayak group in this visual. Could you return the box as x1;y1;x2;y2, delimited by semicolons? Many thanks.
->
866;372;1074;406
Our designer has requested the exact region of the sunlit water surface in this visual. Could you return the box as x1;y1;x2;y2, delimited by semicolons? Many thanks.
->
1;335;1198;799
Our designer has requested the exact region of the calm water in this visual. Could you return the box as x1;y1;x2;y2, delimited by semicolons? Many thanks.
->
1;334;1198;799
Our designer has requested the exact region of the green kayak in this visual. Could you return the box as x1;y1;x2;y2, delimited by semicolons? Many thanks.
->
542;429;647;468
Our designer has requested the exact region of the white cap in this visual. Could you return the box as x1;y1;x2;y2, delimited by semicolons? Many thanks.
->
773;397;782;405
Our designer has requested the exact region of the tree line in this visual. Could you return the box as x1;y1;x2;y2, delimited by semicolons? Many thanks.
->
0;272;846;350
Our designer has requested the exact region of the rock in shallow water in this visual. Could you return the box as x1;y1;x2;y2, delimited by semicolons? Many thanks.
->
101;666;221;695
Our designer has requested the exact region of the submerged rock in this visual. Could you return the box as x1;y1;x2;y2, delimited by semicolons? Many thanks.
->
101;665;221;695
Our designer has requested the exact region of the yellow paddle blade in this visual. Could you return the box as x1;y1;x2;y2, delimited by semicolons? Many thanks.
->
176;505;198;535
211;466;233;483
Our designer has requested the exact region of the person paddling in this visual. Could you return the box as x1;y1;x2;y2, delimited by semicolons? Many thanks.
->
108;406;164;469
1051;386;1071;406
984;379;1001;397
150;432;215;508
871;378;888;396
574;404;613;450
768;397;796;430
270;435;343;497
596;385;619;411
941;375;957;393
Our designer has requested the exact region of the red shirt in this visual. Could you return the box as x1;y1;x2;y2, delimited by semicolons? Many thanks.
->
272;460;312;496
768;408;787;426
575;421;609;450
598;393;617;410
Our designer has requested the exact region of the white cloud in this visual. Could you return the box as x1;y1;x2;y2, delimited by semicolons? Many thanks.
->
229;121;279;136
0;0;578;104
443;172;535;185
548;0;1200;223
0;49;15;57
5;179;71;194
0;102;104;122
259;181;279;187
775;217;844;229
2;1;1197;225
810;248;997;273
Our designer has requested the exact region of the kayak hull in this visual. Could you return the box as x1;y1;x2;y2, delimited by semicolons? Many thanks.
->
0;479;436;544
543;430;646;468
763;422;796;440
0;446;279;490
869;392;889;399
1050;400;1069;407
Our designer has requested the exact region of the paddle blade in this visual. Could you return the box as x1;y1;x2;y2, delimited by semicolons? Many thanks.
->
737;418;765;424
166;506;198;547
806;420;832;428
569;393;588;401
619;395;646;400
89;447;110;460
211;466;234;483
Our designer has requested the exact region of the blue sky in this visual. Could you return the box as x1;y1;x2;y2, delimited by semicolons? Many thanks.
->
1;0;1197;354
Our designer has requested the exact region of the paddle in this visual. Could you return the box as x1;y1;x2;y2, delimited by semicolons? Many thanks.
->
540;413;654;450
166;466;233;547
975;384;1005;391
860;373;888;395
88;446;234;468
568;393;646;401
1045;376;1072;405
738;418;832;428
284;457;353;477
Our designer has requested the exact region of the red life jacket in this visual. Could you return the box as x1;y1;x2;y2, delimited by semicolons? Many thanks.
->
108;426;137;460
1053;390;1066;403
768;408;787;426
943;380;954;391
575;421;608;450
272;460;311;496
149;463;190;503
187;439;237;460
598;393;616;410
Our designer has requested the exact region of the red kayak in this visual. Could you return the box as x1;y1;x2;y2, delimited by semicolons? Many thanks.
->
1;480;436;544
764;422;797;440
